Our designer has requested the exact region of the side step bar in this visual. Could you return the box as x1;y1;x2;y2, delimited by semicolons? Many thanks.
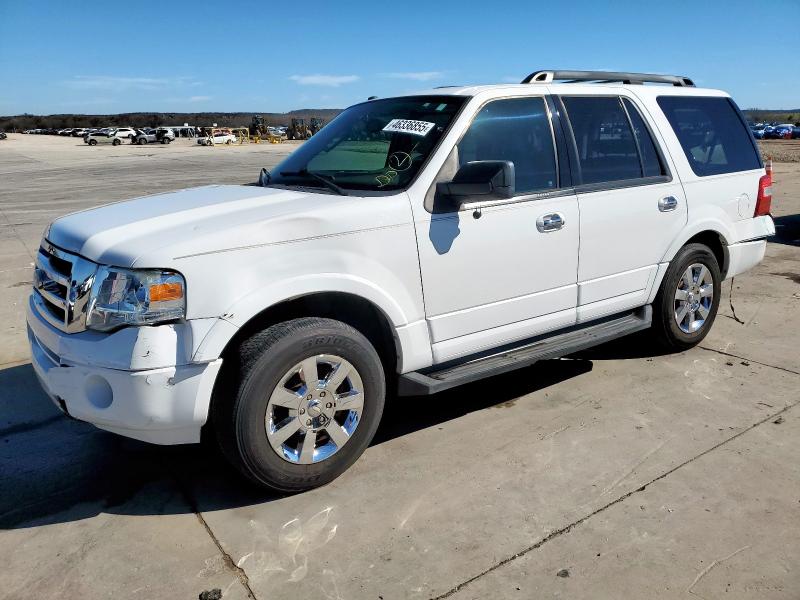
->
398;306;652;396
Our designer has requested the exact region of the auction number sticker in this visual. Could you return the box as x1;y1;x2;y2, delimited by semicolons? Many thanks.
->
382;119;436;136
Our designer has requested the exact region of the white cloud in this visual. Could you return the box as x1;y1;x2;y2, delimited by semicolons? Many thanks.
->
63;75;201;91
382;71;444;82
188;95;211;102
289;74;360;87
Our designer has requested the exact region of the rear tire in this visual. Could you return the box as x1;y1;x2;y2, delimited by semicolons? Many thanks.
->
112;138;121;146
89;139;97;146
138;138;147;145
213;317;386;492
652;243;721;351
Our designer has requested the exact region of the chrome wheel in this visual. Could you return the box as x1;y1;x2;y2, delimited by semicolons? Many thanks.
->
674;263;714;334
265;354;364;464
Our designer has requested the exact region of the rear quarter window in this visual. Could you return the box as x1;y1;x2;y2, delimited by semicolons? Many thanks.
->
657;96;761;176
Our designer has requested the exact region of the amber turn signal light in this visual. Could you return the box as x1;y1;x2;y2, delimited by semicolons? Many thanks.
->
149;282;183;302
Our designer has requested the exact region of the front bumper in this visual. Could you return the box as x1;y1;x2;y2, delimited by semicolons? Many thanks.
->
26;296;222;445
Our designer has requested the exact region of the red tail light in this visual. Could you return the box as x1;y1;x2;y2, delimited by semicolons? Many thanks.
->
754;159;772;217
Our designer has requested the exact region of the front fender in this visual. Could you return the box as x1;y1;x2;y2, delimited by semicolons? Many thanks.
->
191;273;410;362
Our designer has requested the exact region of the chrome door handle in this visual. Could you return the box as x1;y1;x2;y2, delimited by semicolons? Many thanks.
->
659;196;678;212
536;213;565;232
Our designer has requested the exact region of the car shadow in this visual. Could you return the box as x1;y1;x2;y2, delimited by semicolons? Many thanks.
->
1;340;658;530
771;214;800;247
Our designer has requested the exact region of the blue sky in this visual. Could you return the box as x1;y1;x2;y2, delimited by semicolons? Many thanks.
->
1;0;797;115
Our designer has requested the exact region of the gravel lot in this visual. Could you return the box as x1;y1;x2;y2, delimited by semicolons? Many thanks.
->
1;133;799;599
758;139;800;163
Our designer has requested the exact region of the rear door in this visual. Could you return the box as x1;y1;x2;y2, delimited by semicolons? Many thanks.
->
557;94;688;322
656;95;764;240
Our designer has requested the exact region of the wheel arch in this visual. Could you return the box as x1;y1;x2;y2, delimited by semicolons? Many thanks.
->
193;286;413;382
226;291;399;373
662;222;732;277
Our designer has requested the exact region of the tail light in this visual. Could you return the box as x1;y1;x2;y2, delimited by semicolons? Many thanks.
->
754;159;772;217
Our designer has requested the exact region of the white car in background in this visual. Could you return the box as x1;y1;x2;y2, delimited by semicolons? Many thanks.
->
84;129;125;146
114;127;137;141
198;130;237;146
134;127;176;145
85;128;137;145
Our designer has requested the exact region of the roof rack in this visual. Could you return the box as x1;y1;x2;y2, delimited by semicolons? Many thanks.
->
521;70;695;87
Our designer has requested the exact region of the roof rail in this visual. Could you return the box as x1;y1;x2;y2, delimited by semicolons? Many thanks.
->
521;70;695;87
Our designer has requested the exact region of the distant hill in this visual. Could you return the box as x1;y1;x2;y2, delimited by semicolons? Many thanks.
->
3;107;798;132
743;109;800;124
0;109;343;131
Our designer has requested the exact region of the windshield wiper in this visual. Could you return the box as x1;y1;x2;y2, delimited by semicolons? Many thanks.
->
279;169;349;196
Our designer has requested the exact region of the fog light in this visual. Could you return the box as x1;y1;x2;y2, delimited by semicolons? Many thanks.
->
85;375;113;409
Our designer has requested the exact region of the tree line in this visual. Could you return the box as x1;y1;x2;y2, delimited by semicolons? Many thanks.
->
0;109;342;132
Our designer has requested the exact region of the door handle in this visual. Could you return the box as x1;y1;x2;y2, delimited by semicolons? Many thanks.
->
536;213;565;232
658;196;678;212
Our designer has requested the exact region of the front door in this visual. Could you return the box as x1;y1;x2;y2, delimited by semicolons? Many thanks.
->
414;96;580;363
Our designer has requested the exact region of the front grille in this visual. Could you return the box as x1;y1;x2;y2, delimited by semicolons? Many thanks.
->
33;241;97;333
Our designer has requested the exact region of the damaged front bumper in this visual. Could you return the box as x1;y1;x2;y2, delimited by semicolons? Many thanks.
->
26;295;222;445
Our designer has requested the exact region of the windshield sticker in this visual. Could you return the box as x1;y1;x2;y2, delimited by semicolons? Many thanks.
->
382;119;436;137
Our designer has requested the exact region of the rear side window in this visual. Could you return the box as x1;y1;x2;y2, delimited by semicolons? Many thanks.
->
458;97;557;194
622;98;666;178
657;96;761;176
561;96;642;185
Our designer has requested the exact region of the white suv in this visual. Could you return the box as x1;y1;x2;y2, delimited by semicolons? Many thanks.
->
27;70;775;491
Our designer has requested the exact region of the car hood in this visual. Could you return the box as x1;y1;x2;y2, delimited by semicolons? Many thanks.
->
46;184;404;268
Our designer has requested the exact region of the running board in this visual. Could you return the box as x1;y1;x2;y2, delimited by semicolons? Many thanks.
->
398;306;652;396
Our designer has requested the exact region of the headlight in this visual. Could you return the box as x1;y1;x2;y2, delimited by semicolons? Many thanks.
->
86;267;186;331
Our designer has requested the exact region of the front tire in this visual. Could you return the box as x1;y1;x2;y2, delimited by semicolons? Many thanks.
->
652;243;721;351
214;318;386;492
112;138;121;146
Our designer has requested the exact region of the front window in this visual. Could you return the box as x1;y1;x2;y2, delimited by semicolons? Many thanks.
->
269;96;467;193
457;97;557;194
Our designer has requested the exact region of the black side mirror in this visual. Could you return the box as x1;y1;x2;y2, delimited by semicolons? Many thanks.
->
436;161;515;207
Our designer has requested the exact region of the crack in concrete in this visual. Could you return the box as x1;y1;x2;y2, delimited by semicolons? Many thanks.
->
697;345;800;376
173;476;259;600
431;401;799;599
193;510;259;600
0;415;63;438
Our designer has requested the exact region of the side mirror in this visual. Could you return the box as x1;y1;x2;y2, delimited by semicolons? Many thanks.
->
436;161;515;207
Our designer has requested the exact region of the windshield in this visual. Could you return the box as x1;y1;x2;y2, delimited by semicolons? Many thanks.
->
269;95;467;192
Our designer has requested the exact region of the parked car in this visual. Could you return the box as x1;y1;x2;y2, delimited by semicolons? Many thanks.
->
197;129;237;145
750;125;767;139
772;125;794;139
762;125;777;139
792;126;800;139
84;129;125;146
0;132;6;140
134;127;176;145
71;128;87;137
113;127;137;141
27;70;775;491
83;128;102;141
